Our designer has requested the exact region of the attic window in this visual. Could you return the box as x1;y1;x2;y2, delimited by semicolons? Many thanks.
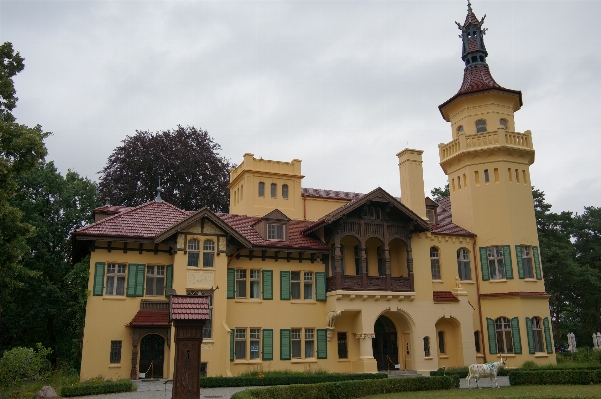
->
426;209;436;224
267;224;285;241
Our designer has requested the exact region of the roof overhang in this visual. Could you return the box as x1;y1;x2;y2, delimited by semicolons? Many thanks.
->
439;88;523;121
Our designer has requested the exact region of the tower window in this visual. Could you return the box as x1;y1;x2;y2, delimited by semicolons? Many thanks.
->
484;169;489;183
258;182;265;197
270;183;277;198
471;56;477;63
430;247;441;280
476;120;487;133
479;56;484;62
282;184;289;199
457;125;464;133
494;168;500;182
475;170;480;185
500;119;508;130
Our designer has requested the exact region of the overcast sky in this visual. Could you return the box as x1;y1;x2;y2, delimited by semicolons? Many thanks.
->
4;0;600;214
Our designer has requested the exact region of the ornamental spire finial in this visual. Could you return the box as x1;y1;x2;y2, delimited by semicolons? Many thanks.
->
467;0;473;13
155;177;163;202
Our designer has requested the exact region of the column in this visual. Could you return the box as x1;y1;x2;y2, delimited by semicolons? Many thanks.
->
360;244;367;290
334;234;342;290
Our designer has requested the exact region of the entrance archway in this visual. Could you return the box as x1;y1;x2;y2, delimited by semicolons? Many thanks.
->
372;315;398;370
139;334;165;378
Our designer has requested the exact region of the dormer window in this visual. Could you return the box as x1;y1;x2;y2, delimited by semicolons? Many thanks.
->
426;209;436;224
267;224;285;240
476;119;487;133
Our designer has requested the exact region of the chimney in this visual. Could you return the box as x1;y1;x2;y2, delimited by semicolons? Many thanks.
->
397;148;428;220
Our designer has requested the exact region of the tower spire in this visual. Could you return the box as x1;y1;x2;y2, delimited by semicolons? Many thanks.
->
467;0;472;13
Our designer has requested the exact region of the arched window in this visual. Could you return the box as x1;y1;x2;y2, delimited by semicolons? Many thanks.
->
282;184;289;199
499;119;508;130
258;182;265;197
457;125;464;133
423;336;431;357
457;248;471;280
270;183;277;198
203;240;215;268
532;317;544;352
495;317;514;353
476;119;487;133
430;247;441;280
438;331;445;354
187;239;200;267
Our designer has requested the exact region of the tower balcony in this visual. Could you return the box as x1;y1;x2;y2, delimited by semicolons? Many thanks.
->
439;129;534;172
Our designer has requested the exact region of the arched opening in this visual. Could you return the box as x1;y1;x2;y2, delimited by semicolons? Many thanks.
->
340;235;360;275
372;315;398;371
139;334;165;378
389;238;408;277
435;317;463;368
365;237;384;276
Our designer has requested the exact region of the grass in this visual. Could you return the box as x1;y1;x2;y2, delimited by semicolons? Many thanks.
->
0;369;79;399
236;367;330;378
359;385;601;399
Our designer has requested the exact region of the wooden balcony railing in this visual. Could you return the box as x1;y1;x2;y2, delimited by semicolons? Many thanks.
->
326;275;413;292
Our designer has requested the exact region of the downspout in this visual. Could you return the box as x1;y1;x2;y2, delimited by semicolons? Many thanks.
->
473;234;486;363
303;193;307;220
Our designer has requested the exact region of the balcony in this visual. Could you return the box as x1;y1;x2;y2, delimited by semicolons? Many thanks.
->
326;275;413;292
439;130;534;165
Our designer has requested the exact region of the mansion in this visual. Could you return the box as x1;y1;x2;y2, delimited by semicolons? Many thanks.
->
74;3;555;380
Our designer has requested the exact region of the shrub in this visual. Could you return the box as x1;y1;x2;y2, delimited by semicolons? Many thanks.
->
0;344;52;387
60;379;135;397
509;369;601;385
521;360;539;369
200;373;386;388
230;376;458;399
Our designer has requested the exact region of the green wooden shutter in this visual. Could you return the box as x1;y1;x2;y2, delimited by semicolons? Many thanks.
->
543;317;553;354
280;329;291;360
280;271;290;300
526;317;535;354
262;270;273;300
479;248;490;281
227;269;235;299
262;329;273;360
533;246;543;280
126;264;138;297
511;317;522;354
315;272;326;301
164;264;173;297
135;264;146;296
317;329;327;359
515;245;525;279
503;245;514;279
486;317;497;354
93;262;105;296
230;329;235;361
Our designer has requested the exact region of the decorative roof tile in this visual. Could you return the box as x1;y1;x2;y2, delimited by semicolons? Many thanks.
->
433;291;460;302
170;295;211;321
126;310;170;327
431;197;475;236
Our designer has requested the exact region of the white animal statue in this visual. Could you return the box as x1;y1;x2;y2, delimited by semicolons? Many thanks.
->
466;356;507;389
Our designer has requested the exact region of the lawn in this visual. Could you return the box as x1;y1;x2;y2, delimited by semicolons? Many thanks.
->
359;385;601;399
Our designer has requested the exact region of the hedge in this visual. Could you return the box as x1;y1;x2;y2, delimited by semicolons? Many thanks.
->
200;373;386;388
430;365;601;378
60;380;136;397
230;376;459;399
509;369;601;386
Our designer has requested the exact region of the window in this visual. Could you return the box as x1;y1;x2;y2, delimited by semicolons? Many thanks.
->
508;168;513;182
282;184;289;199
250;270;261;299
430;247;441;280
376;208;382;220
338;332;348;359
110;341;122;364
258;182;265;197
270;183;277;198
203;240;215;268
521;246;534;278
500;119;508;130
305;329;315;358
236;270;247;298
475;170;480;185
377;246;385;277
457;248;471;280
369;207;375;219
495;317;514;353
353;245;361;275
494;168;499;182
340;245;346;275
240;185;243;200
291;329;302;358
303;272;313;300
426;209;436;224
203;295;213;339
438;331;445;354
105;264;126;295
476;120;487;133
532;317;545;353
487;246;506;280
200;363;208;377
235;329;246;359
291;272;301;300
250;329;261;360
484;169;489;183
187;239;200;267
424;336;431;357
457;125;464;133
474;331;481;353
146;266;165;296
267;224;284;240
515;169;520;183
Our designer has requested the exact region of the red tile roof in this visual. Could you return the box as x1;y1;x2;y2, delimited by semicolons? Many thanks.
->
126;310;170;327
170;295;211;321
93;205;132;216
75;201;190;240
302;188;364;201
463;11;480;27
431;197;475;236
433;291;460;302
480;291;550;298
217;213;331;251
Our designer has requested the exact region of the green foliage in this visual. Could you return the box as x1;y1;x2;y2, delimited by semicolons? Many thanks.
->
430;184;450;202
236;368;330;378
0;368;78;399
201;373;386;388
509;369;601;385
60;379;135;397
230;376;458;399
0;344;52;386
560;348;601;365
0;42;25;122
521;361;540;369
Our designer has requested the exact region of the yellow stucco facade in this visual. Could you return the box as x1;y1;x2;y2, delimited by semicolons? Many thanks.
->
76;3;556;381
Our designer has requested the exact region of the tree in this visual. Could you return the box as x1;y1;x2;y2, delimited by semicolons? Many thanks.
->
0;42;25;123
1;162;99;368
430;184;450;202
98;126;233;212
